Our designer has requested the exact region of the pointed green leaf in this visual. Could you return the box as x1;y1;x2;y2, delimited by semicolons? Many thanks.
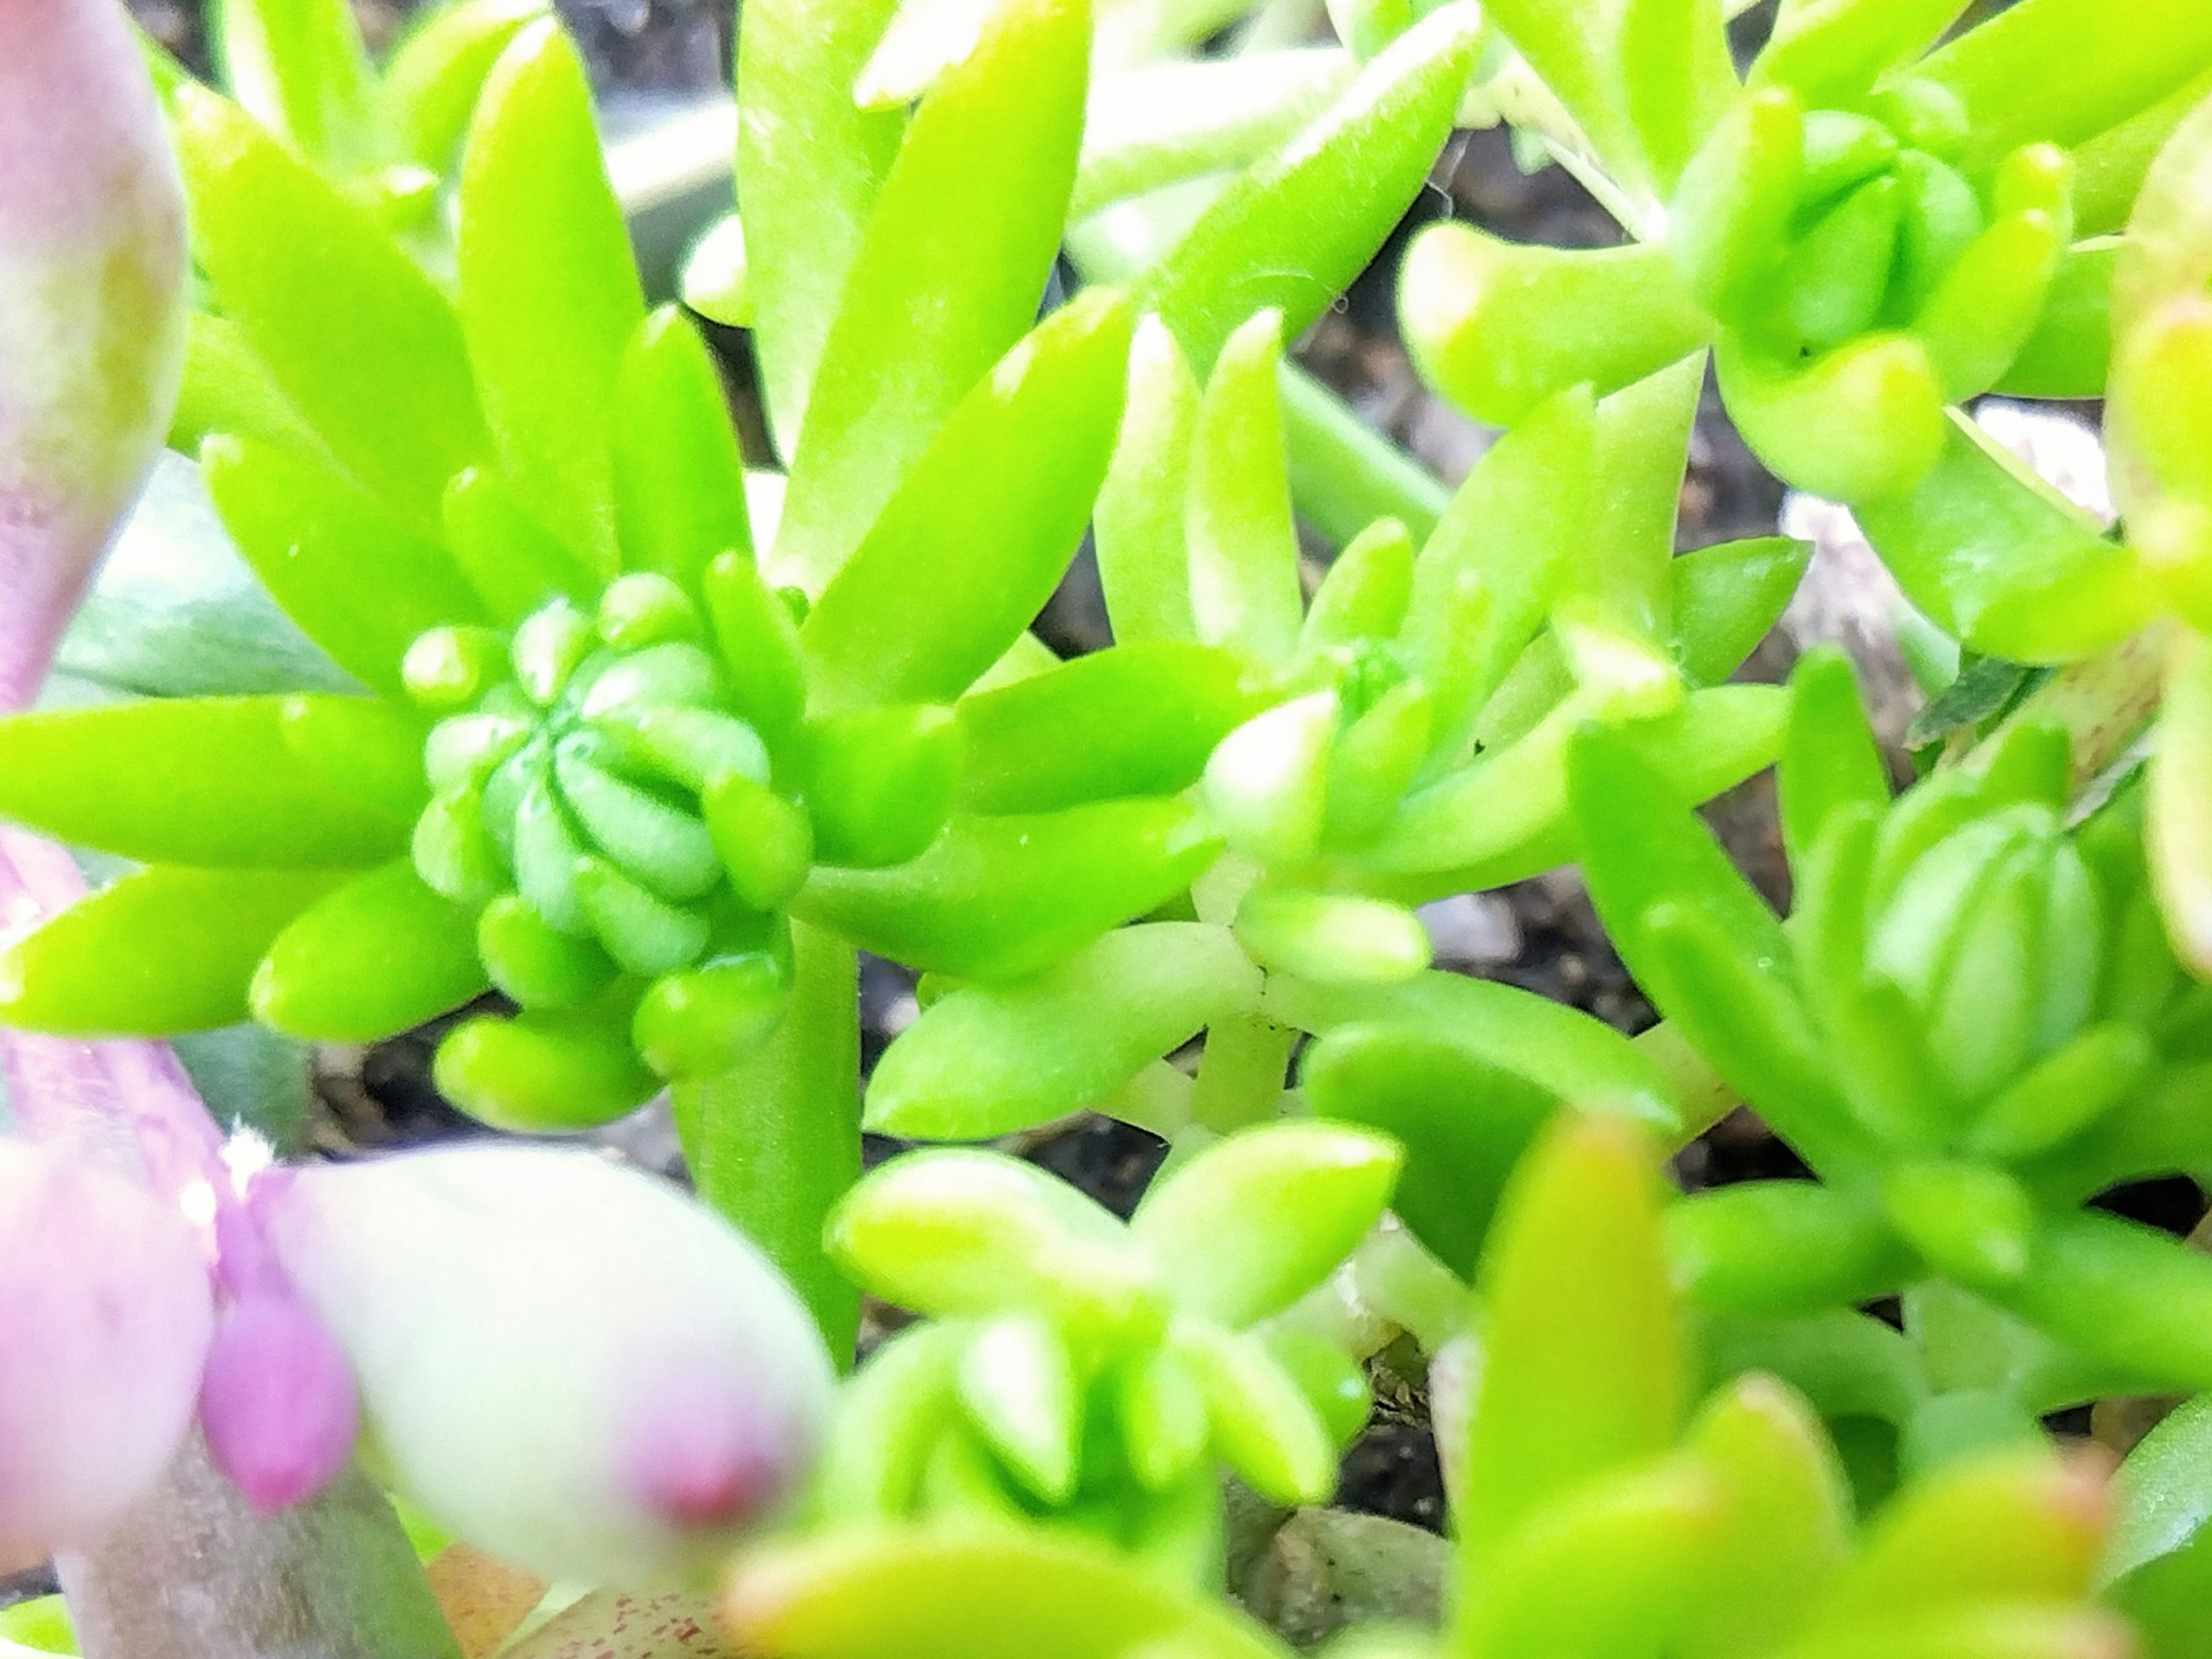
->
865;922;1262;1139
203;433;487;695
774;0;1090;592
1779;647;1892;869
733;0;906;456
957;1314;1083;1505
0;697;414;867
1457;1462;1717;1659
1185;310;1305;666
1145;4;1483;374
1172;1320;1336;1506
1809;1449;2107;1629
380;0;551;176
1854;414;2154;664
802;703;963;869
724;1531;1291;1659
1682;1375;1852;1659
1458;1114;1682;1555
210;0;380;171
1400;229;1713;429
1301;1023;1566;1277
794;800;1220;983
174;84;487;535
1919;0;2212;174
1097;315;1203;647
825;1147;1154;1332
458;18;646;574
1669;536;1814;688
613;307;753;593
1402;385;1591;755
800;291;1135;711
1751;0;1971;108
953;642;1260;816
1132;1120;1400;1328
252;859;489;1040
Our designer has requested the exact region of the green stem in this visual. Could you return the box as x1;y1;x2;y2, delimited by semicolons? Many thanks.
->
1279;363;1450;547
671;920;862;1366
1190;1013;1297;1132
1972;618;2172;797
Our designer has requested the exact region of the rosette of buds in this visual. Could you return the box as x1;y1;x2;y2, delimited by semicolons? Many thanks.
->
1399;0;2212;503
810;1121;1400;1582
1569;646;2212;1393
0;21;966;1133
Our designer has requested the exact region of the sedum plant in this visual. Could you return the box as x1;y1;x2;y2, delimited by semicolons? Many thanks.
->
10;0;2212;1656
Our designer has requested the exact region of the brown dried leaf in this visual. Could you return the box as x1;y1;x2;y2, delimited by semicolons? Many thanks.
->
427;1543;548;1659
497;1590;734;1658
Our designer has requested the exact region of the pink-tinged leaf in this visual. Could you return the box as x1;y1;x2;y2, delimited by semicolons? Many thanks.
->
0;0;188;707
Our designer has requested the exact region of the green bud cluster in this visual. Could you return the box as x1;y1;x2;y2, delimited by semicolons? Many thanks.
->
1575;649;2212;1392
401;578;806;1122
812;1123;1400;1582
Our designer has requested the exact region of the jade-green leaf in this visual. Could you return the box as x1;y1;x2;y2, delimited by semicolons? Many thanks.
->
210;0;381;173
1143;3;1482;376
1854;414;2155;664
794;799;1220;984
800;291;1136;713
0;698;416;868
458;18;647;575
953;642;1260;816
203;433;488;696
1457;1113;1683;1556
613;306;753;593
724;1530;1291;1659
733;0;906;457
1185;310;1305;666
173;85;488;537
865;922;1262;1139
252;860;491;1041
0;868;348;1036
379;0;551;176
1131;1120;1402;1328
773;0;1092;593
1301;1022;1570;1278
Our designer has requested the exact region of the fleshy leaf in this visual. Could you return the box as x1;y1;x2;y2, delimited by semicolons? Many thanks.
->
865;922;1262;1139
1130;1121;1400;1328
458;18;646;574
1456;1115;1681;1555
773;0;1089;591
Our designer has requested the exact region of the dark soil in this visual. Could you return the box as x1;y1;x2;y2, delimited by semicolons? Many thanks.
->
131;0;1813;1544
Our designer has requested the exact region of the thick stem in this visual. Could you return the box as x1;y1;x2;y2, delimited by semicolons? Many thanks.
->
1279;363;1450;548
58;1454;460;1659
1190;1013;1297;1133
671;921;863;1366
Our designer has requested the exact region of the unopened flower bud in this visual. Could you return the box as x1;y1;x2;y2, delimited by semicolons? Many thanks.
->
1871;805;2102;1104
262;1145;834;1586
0;0;188;706
197;1291;359;1513
0;1140;212;1564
